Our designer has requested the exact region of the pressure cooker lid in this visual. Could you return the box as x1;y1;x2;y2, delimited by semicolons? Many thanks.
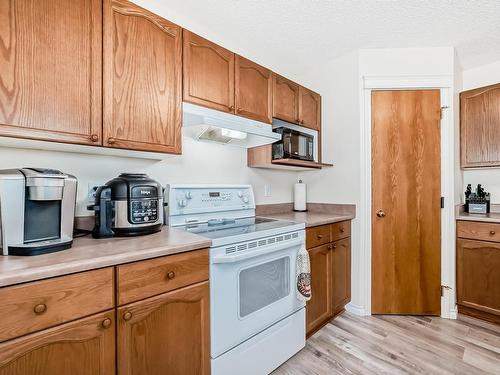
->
105;173;162;200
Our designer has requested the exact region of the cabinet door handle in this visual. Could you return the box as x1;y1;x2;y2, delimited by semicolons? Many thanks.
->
490;230;496;236
90;134;99;142
107;137;116;144
166;271;176;280
228;105;235;111
102;318;112;329
34;303;47;315
123;311;132;321
332;244;337;249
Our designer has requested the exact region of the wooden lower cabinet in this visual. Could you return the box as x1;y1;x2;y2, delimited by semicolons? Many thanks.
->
118;281;210;375
306;221;352;336
0;310;115;375
457;237;500;324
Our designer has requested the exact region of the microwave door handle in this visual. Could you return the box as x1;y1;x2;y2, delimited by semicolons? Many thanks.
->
212;238;304;264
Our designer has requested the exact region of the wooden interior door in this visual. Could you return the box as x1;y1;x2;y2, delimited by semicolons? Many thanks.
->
0;0;102;145
118;282;210;375
0;311;115;375
372;90;441;315
103;0;182;153
273;74;300;124
306;244;332;334
235;55;273;123
298;87;321;130
183;30;235;113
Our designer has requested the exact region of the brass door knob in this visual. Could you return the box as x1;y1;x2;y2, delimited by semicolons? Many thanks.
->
167;271;176;280
102;318;112;329
34;303;47;315
376;210;386;218
123;311;132;321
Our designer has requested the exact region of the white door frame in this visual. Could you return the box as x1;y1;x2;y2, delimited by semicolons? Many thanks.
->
353;74;457;319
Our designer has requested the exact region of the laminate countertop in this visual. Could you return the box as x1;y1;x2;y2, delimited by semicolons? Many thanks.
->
0;227;211;288
456;212;500;223
257;203;356;228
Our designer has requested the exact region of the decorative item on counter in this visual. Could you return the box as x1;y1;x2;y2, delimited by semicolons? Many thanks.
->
293;179;307;212
465;184;490;214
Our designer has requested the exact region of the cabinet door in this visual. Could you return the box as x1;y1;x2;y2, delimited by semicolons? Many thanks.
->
183;30;235;113
235;56;272;123
306;244;332;335
273;74;300;123
118;281;210;375
460;83;500;167
457;239;500;316
0;310;115;375
103;0;182;153
0;0;102;145
331;238;351;314
299;87;321;130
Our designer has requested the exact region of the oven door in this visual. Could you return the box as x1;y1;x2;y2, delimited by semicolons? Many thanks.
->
210;231;305;358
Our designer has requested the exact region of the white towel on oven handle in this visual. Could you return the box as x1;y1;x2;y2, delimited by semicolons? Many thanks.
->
296;244;311;302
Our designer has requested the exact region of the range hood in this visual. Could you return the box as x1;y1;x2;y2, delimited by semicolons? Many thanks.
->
182;102;281;148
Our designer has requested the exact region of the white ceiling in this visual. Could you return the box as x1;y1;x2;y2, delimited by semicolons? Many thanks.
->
139;0;500;78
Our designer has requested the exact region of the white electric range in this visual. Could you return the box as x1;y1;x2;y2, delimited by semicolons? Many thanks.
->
166;184;306;375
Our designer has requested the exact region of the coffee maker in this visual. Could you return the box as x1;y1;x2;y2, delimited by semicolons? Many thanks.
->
0;168;77;256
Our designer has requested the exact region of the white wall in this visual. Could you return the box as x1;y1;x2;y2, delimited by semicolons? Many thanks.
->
461;60;500;203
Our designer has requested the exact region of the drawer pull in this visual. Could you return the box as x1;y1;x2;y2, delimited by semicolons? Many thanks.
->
317;234;323;239
123;311;132;321
490;230;496;235
34;303;47;315
167;271;176;280
340;228;345;233
102;318;112;329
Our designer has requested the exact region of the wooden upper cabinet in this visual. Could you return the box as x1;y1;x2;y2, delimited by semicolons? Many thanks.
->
0;311;115;375
118;282;210;375
299;86;321;130
0;0;102;145
273;74;300;123
460;83;500;168
103;0;182;153
183;30;235;113
235;56;273;123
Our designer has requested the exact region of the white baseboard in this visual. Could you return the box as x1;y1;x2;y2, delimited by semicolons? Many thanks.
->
345;303;367;316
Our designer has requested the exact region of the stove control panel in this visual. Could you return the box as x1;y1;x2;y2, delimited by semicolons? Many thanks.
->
166;185;255;218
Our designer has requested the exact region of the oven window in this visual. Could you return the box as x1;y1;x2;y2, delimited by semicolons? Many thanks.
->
239;257;290;318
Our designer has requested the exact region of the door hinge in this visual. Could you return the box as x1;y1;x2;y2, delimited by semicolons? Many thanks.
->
441;197;445;209
441;285;452;297
440;106;449;119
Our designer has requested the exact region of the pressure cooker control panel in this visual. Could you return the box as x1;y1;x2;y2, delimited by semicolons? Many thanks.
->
130;199;158;223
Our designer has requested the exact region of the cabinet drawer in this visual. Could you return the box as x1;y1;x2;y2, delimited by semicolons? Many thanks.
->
331;221;351;242
117;249;209;305
306;224;331;249
0;268;114;342
457;221;500;242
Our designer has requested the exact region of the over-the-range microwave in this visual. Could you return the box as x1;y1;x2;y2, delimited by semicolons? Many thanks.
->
272;127;314;161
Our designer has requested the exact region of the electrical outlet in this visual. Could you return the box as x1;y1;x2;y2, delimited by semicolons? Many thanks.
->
264;184;272;197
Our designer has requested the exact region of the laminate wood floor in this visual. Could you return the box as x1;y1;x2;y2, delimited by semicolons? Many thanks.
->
273;312;500;375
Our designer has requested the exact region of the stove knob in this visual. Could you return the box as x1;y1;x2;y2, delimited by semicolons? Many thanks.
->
237;191;243;198
185;191;192;199
242;196;249;204
178;199;187;207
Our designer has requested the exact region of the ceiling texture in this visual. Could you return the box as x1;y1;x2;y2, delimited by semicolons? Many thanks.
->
141;0;500;78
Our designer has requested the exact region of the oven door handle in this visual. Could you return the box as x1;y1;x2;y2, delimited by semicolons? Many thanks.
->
212;238;304;264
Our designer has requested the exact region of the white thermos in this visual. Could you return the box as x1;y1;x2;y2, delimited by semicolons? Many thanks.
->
294;180;307;212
